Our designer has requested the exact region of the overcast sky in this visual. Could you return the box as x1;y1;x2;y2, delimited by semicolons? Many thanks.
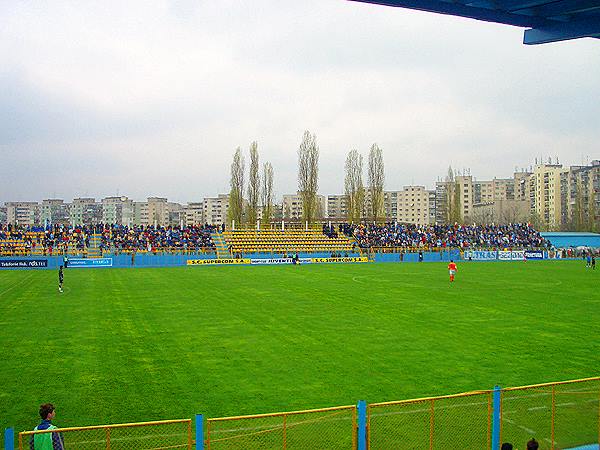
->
2;0;599;204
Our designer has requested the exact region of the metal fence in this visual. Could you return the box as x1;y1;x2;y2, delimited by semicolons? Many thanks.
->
6;377;599;450
500;378;600;450
368;390;493;449
17;419;192;450
205;405;356;449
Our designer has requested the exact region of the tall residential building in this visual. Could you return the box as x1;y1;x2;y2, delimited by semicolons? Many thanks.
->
102;196;134;226
0;205;7;224
5;202;39;226
282;193;326;221
70;198;102;226
513;171;532;203
133;202;147;226
435;175;474;223
530;163;567;230
167;202;185;227
184;202;204;226
203;194;229;226
326;195;348;221
146;197;168;227
560;160;600;230
386;186;436;225
40;199;70;225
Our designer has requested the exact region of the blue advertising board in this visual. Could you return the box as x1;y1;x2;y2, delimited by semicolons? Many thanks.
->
464;250;497;261
524;250;545;260
68;258;113;268
0;259;48;269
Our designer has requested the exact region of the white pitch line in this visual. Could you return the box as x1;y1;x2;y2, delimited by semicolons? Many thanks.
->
503;417;536;435
0;273;34;298
528;406;547;411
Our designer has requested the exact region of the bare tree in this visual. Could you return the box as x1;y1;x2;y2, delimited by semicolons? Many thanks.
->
261;162;274;226
298;131;320;224
368;143;385;223
344;150;364;223
589;184;598;232
574;179;585;231
445;166;462;224
228;147;245;227
246;141;260;226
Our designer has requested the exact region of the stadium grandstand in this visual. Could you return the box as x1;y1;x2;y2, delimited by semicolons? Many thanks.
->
2;221;589;259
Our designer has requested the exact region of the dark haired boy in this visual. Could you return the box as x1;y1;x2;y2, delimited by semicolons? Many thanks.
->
30;403;64;449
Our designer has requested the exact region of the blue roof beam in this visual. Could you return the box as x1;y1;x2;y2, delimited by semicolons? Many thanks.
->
511;0;600;19
524;16;600;43
348;0;550;26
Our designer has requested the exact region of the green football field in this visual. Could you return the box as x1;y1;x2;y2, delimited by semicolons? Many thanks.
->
1;260;598;438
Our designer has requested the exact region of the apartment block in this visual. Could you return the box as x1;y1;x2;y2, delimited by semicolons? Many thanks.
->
102;196;135;226
40;199;70;226
326;195;348;221
70;198;102;226
560;160;600;230
282;193;326;221
203;194;229;226
6;202;40;226
184;202;204;226
530;164;567;230
385;186;436;225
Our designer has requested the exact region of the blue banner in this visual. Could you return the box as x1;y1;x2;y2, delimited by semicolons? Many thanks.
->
464;250;497;261
68;258;113;268
0;259;48;269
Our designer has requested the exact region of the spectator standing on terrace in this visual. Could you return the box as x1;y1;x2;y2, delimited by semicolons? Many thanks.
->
29;403;65;450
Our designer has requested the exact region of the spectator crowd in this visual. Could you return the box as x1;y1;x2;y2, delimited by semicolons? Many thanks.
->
0;223;216;255
339;222;551;249
99;224;216;253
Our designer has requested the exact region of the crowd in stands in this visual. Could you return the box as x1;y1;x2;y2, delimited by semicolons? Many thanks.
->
99;224;216;252
0;223;216;255
0;224;90;255
322;223;338;238
340;222;551;249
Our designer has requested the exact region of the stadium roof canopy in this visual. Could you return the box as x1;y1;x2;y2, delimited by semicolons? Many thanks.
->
350;0;600;44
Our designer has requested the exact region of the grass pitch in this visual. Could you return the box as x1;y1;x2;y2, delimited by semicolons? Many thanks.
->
0;260;598;436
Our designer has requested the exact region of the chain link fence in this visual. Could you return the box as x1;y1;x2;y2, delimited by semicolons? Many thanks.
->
18;419;192;450
501;378;600;449
367;391;493;449
205;405;356;449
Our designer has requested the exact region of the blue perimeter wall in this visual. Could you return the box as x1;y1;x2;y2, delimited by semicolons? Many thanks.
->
541;232;600;248
0;250;461;269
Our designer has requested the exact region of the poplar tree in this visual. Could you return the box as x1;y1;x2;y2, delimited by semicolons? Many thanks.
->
246;142;260;226
261;162;274;226
344;150;364;223
298;131;320;224
368;143;385;223
228;147;245;227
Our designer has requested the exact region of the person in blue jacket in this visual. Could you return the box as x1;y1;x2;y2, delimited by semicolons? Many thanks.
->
29;403;64;450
